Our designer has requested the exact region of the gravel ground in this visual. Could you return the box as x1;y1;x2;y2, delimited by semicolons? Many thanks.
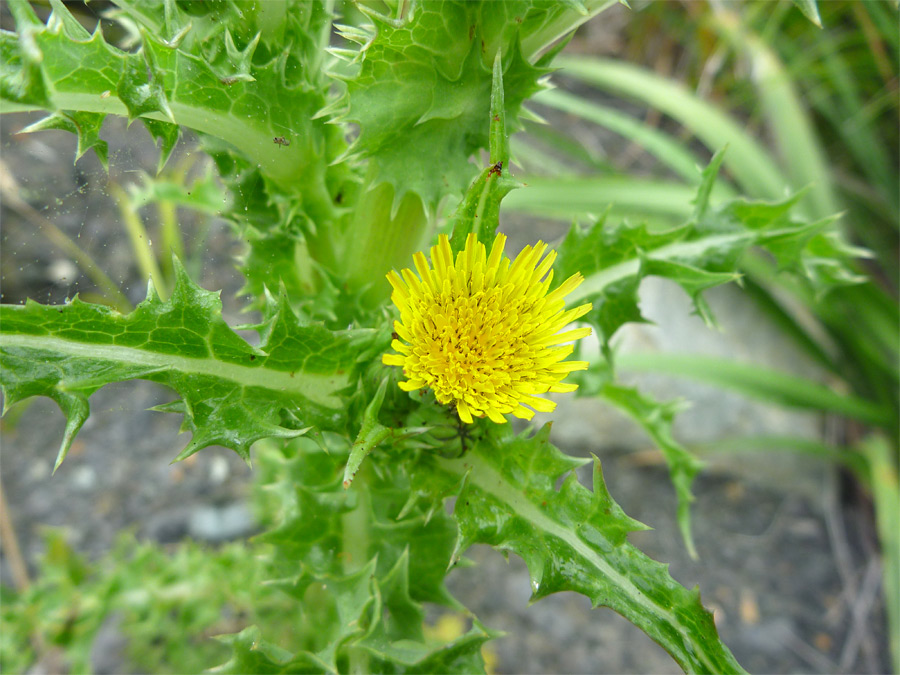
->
0;9;891;672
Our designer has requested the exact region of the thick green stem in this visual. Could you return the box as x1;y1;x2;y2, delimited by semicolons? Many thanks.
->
302;170;342;273
341;467;371;674
341;178;428;302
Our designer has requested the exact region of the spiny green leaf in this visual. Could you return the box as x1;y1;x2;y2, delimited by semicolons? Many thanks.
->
330;1;558;211
0;261;365;465
212;625;328;674
0;23;53;109
118;31;175;122
556;160;864;352
2;0;341;191
553;161;863;553
21;110;109;169
416;424;747;674
555;214;687;348
1;526;298;674
126;165;226;214
140;118;181;173
226;439;485;672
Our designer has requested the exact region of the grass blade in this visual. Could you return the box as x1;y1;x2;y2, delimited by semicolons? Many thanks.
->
710;9;837;220
554;55;790;200
531;88;706;184
616;352;892;427
502;175;732;221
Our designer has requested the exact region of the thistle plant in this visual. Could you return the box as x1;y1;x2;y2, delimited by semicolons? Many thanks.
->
0;0;869;673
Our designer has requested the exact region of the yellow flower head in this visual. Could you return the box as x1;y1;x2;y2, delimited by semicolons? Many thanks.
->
382;232;592;424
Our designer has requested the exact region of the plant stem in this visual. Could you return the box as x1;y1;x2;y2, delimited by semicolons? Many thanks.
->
341;466;371;675
341;177;428;302
110;183;169;300
0;478;29;590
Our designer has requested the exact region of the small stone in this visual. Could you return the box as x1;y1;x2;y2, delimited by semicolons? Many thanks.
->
71;465;97;491
47;259;79;285
188;502;255;542
208;455;230;484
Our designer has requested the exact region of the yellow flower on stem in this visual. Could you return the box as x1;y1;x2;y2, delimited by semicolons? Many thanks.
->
382;232;593;423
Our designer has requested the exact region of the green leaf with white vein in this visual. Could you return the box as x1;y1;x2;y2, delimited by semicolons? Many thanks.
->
554;152;864;349
0;0;335;190
0;261;363;468
416;424;747;674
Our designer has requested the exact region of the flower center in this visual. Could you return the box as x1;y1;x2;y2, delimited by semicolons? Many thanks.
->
408;278;542;415
383;233;592;423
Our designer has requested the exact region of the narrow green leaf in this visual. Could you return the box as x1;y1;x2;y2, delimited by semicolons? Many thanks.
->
692;148;727;221
519;0;619;60
555;55;790;201
343;376;431;489
47;0;92;40
448;161;520;253
489;50;510;168
531;88;705;184
691;434;870;479
5;0;42;29
790;0;823;27
813;32;898;219
502;175;730;221
860;435;900;674
513;124;614;175
710;10;835;219
616;352;892;427
344;378;391;488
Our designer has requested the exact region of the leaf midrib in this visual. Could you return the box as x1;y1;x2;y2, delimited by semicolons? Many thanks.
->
0;334;346;408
